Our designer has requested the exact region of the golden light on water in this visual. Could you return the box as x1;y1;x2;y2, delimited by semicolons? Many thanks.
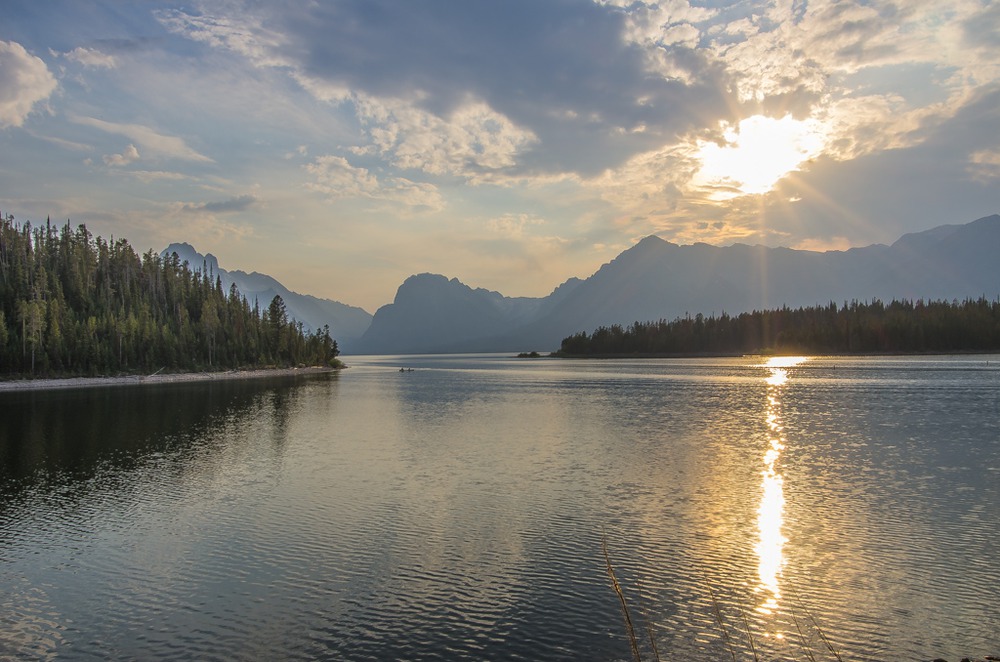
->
756;357;808;613
766;370;788;387
765;356;810;370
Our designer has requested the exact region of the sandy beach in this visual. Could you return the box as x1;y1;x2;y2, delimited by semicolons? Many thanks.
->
0;366;339;393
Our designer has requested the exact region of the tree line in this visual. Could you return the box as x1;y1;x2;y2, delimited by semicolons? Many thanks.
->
1;213;339;378
557;298;1000;356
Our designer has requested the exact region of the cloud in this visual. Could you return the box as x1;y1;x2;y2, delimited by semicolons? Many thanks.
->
486;213;546;238
6;0;995;286
63;47;117;69
155;0;997;206
962;1;1000;50
792;236;857;252
29;131;91;152
744;84;1000;243
0;40;57;128
72;115;213;163
304;155;444;211
126;170;192;183
969;149;1000;183
160;207;258;245
155;6;291;69
352;96;537;182
103;143;140;166
157;0;732;178
182;194;259;213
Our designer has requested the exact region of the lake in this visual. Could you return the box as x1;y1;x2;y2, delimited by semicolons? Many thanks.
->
2;354;998;661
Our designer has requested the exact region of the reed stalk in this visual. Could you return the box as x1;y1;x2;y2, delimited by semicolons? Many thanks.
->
791;610;818;662
739;606;760;662
634;578;661;662
706;583;738;662
808;610;843;662
790;587;843;662
605;555;853;662
603;537;642;662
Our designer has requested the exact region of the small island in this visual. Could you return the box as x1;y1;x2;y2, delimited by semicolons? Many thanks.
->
0;215;341;383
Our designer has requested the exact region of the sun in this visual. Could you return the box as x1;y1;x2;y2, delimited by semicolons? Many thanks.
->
692;115;826;199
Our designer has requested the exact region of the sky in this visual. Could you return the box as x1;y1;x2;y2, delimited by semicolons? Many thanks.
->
2;0;999;313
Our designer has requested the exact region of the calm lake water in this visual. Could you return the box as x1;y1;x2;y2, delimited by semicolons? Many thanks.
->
2;354;998;661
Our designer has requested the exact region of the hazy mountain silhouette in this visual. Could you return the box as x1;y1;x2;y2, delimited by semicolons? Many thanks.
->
353;273;582;354
161;243;372;351
354;214;1000;354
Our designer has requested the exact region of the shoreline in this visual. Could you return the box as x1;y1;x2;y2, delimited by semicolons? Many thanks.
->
0;366;339;393
550;349;1000;359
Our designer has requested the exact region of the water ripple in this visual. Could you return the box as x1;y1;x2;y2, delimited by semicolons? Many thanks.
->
2;358;999;660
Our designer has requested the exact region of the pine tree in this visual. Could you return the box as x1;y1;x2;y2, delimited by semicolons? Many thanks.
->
1;214;342;378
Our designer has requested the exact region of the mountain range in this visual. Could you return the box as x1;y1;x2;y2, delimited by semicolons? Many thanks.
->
354;213;1000;353
165;213;1000;355
160;243;372;351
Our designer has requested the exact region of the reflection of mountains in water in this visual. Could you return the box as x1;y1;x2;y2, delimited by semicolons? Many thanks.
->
0;376;326;498
355;214;1000;354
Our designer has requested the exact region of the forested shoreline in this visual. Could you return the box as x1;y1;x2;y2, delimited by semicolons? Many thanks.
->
1;214;339;378
557;298;1000;357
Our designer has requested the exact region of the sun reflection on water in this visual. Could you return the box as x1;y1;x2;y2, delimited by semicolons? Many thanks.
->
756;356;807;613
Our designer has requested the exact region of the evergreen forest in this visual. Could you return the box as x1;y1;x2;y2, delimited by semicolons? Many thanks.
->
0;214;340;378
558;298;1000;356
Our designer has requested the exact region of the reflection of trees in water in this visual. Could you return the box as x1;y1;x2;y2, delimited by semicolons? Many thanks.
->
0;373;334;662
0;374;332;503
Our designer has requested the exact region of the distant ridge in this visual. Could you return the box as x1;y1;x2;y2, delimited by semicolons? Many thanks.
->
353;273;581;355
354;214;1000;354
160;243;372;352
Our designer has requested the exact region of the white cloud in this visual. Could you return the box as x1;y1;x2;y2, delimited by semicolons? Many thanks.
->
127;170;192;183
304;155;444;211
72;115;213;163
8;0;994;274
612;1;716;82
969;149;1000;182
159;5;535;182
161;203;258;244
602;0;714;44
156;1;731;179
588;141;698;213
30;131;92;152
816;94;925;160
157;7;279;62
63;47;117;69
103;143;140;166
354;96;537;182
290;71;353;104
486;213;546;237
0;40;57;128
579;0;1000;243
702;0;996;129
